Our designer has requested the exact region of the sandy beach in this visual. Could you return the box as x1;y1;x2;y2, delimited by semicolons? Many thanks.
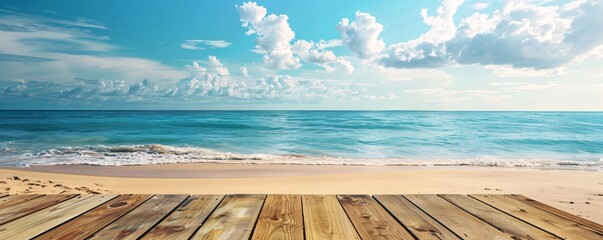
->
0;163;601;223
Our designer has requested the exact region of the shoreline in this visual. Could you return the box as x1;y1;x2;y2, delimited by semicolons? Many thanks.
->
6;163;602;178
0;163;601;223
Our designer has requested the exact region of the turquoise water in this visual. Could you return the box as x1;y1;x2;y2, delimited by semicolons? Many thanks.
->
0;110;601;168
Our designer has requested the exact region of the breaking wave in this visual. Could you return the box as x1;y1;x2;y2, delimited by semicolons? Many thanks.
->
3;144;601;170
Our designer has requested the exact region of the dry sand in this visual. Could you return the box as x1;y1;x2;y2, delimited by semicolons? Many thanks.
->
0;163;601;223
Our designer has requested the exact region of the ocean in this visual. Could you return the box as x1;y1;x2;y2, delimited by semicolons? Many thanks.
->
0;110;601;169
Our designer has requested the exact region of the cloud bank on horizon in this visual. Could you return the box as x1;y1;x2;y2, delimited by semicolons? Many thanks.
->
0;0;602;110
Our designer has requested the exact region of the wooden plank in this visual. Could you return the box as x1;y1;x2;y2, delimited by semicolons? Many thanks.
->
440;194;558;240
338;195;414;240
88;194;187;240
404;194;509;240
374;195;460;240
0;194;78;225
471;194;603;240
508;194;603;233
0;194;45;209
192;194;266;240
143;195;224;239
302;195;360;240
0;194;117;239
251;195;303;240
36;194;153;240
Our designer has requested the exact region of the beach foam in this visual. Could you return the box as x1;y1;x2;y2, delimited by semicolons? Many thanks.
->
2;144;599;170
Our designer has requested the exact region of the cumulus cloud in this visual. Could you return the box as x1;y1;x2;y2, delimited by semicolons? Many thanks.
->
236;1;300;69
291;40;354;73
381;0;463;68
1;55;365;104
162;56;361;100
380;0;603;71
337;11;385;60
180;40;232;50
236;2;353;72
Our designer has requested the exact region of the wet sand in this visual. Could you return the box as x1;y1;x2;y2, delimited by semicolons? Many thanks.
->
0;163;601;223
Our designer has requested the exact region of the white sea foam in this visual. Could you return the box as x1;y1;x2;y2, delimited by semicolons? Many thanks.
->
4;144;600;171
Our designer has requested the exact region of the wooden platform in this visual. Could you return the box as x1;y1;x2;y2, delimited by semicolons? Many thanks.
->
0;194;600;239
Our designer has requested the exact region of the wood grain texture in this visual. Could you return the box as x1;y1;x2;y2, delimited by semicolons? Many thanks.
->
440;194;558;240
404;194;509;240
302;195;360;240
192;194;266;240
374;195;460;240
143;195;224;240
0;194;44;209
251;195;303;240
471;194;603;240
36;194;153;240
0;194;77;225
508;194;603;234
89;194;187;240
338;195;414;240
0;194;117;239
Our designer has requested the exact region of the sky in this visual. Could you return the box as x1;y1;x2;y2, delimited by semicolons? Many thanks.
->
0;0;602;110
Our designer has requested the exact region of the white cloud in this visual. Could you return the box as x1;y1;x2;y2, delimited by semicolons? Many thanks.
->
380;0;603;70
236;2;352;73
489;81;559;91
381;0;464;68
180;40;232;50
291;40;354;73
316;39;343;50
240;67;249;77
236;1;300;69
0;13;115;54
1;55;365;104
366;93;398;100
484;65;567;78
405;88;510;104
0;9;187;83
0;9;108;30
337;11;385;59
472;3;490;10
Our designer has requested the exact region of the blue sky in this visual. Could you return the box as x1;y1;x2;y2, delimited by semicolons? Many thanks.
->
0;0;602;110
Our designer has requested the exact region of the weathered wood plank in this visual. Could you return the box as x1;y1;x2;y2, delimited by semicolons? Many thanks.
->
251;195;303;240
404;194;508;240
88;194;187;240
303;195;360;240
0;194;77;225
0;194;117;239
508;194;603;233
191;194;266;240
374;195;460;240
338;195;414;240
36;194;153;240
143;195;224;239
471;194;603;240
0;194;45;209
440;194;558;240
